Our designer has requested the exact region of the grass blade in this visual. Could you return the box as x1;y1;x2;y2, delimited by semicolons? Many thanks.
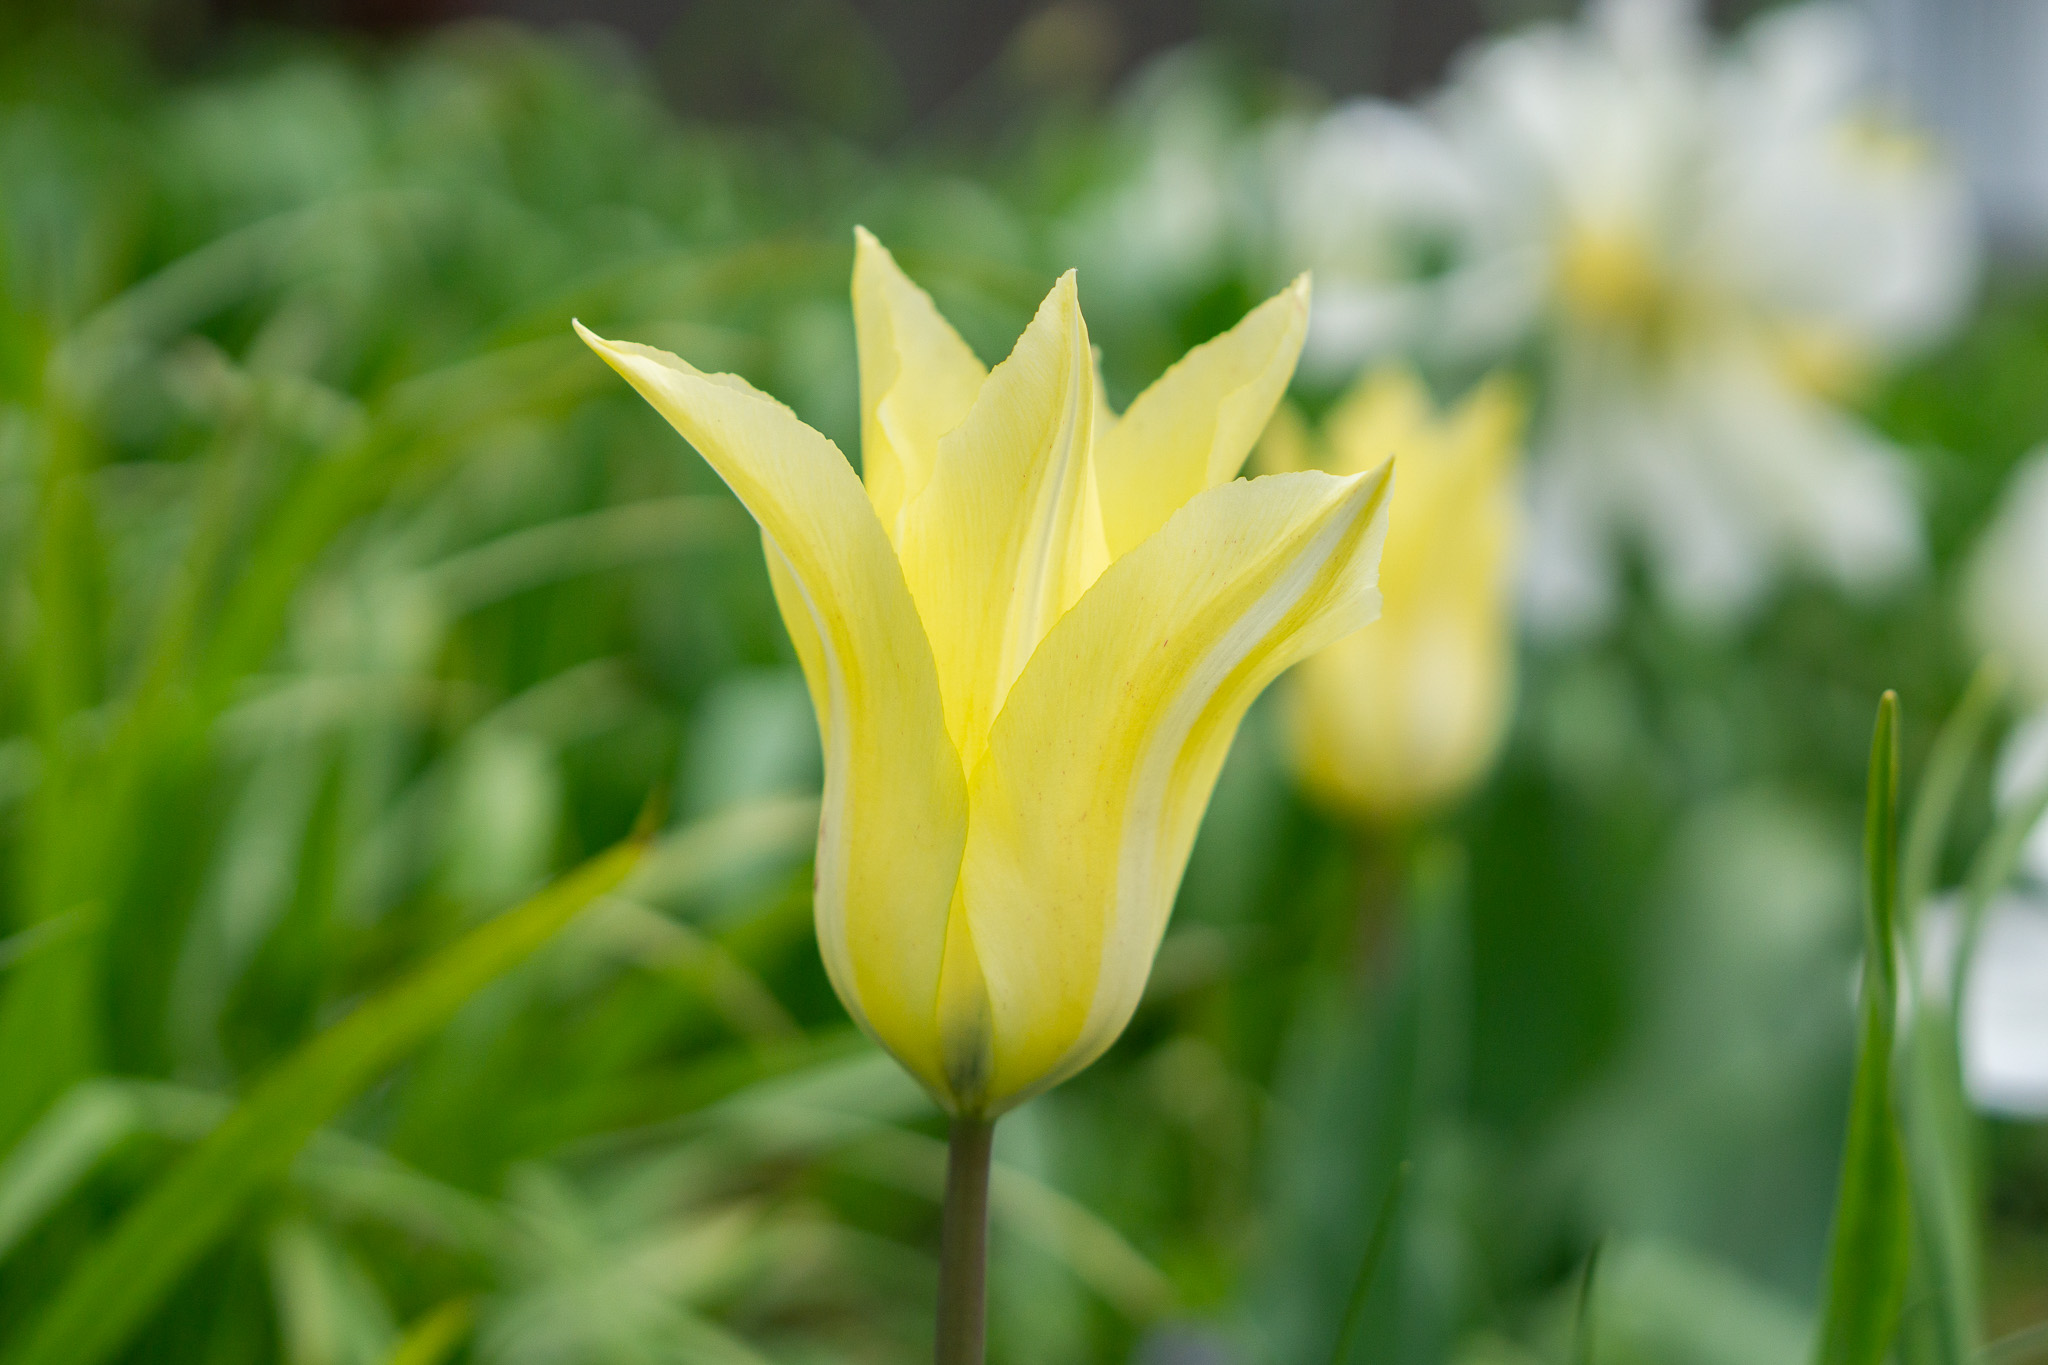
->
1951;771;2048;1013
1984;1321;2048;1365
1900;1007;1983;1365
1898;671;2008;1365
423;494;750;613
826;1121;1176;1324
383;1298;474;1365
1900;660;2007;933
1328;1161;1411;1365
1813;691;1913;1365
0;1081;142;1261
1574;1240;1605;1365
1899;723;2048;1365
1;836;644;1365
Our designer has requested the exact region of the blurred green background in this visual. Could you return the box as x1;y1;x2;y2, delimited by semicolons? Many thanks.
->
1;1;2044;1362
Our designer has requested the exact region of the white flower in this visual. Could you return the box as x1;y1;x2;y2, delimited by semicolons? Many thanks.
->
1274;0;1977;628
1265;103;1535;371
1966;445;2048;884
1994;712;2048;889
1967;446;2048;703
1936;469;2048;1117
1919;894;2048;1118
1056;52;1257;316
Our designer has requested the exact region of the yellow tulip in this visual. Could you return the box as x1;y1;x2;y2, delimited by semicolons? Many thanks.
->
577;231;1391;1117
1264;369;1523;821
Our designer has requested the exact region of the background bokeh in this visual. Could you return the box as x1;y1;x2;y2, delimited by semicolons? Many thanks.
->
1;1;2045;1362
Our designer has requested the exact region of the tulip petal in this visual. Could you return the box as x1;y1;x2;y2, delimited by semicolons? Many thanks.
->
1292;373;1522;817
576;322;966;1095
852;229;988;543
960;465;1394;1110
896;271;1110;771
1094;276;1311;558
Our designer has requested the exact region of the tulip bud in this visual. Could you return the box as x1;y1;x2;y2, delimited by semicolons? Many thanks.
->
1266;370;1523;821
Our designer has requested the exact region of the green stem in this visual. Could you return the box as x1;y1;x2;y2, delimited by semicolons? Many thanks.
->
936;1117;995;1365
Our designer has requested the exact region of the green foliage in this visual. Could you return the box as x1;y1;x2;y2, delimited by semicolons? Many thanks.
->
6;839;641;1365
1812;693;1911;1365
1329;1162;1411;1365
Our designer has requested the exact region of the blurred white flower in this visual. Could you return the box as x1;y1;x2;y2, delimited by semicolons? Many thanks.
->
1966;445;2048;884
1967;446;2048;701
1919;894;2048;1117
1058;51;1254;316
1274;0;1977;628
1940;453;2048;1118
1264;103;1535;368
1994;713;2048;888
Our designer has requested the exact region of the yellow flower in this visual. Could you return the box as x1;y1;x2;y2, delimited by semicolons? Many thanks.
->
1264;369;1522;821
577;231;1392;1116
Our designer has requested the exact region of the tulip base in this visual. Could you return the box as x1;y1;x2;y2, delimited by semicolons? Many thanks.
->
936;1117;995;1365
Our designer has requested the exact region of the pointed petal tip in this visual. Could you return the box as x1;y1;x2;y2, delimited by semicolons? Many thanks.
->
571;317;602;348
1357;454;1395;497
1330;457;1397;526
852;227;907;289
1023;269;1087;339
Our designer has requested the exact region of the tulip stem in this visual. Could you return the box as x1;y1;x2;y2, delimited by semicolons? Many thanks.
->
936;1116;995;1365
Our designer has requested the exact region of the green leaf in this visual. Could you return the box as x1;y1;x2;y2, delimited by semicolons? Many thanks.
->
421;494;750;614
1898;660;2006;933
1900;1005;1983;1365
1983;1321;2048;1365
1813;691;1912;1365
1;836;643;1365
1951;767;2048;1013
1899;690;2048;1365
1328;1161;1412;1365
826;1114;1176;1324
383;1300;474;1365
1574;1240;1605;1365
1897;745;2048;1365
1897;669;2005;1365
0;1080;144;1261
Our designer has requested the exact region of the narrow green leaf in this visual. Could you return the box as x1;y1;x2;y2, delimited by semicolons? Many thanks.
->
1328;1161;1411;1365
1898;669;2006;1365
1574;1240;1605;1365
0;1081;142;1261
423;494;750;614
1901;752;2048;1365
1952;770;2048;1012
2;837;643;1365
828;1118;1176;1324
0;413;114;1150
1900;1012;1983;1365
0;907;86;974
1899;660;2006;932
1813;692;1913;1365
384;1299;474;1365
1984;1321;2048;1365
